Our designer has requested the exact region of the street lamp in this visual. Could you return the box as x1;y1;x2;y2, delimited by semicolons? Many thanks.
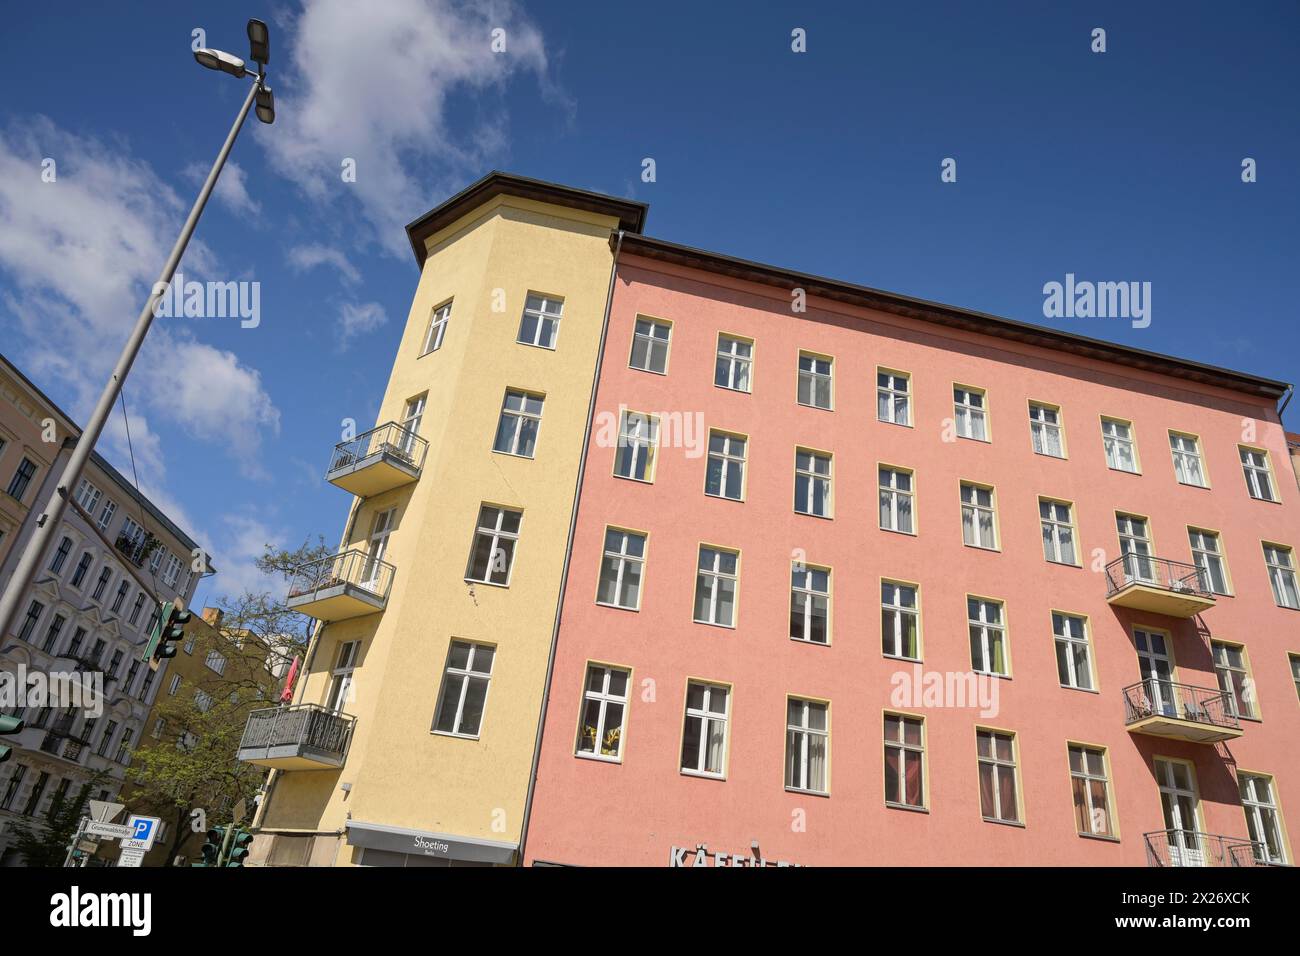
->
0;18;278;641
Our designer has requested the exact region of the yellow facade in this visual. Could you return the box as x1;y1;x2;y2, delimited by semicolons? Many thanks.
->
254;182;639;865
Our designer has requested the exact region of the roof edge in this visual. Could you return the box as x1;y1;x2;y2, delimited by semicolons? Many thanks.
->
405;171;647;267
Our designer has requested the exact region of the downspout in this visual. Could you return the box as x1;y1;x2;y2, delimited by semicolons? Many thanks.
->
1278;384;1294;420
517;228;624;865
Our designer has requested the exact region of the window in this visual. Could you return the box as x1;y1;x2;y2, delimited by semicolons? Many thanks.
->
1054;612;1094;691
1101;418;1138;472
517;293;563;349
883;714;924;808
194;691;213;714
163;553;182;587
2;765;26;811
465;505;521;586
74;478;102;515
789;564;830;645
149;545;163;574
576;664;629;760
49;536;72;574
1169;432;1206;487
629;317;671;373
1154;759;1202;866
1240;773;1288;865
881;581;919;661
693;546;738;627
953;386;987;441
128;594;146;626
111;580;129;614
168;673;182;696
877;369;910;426
786;699;828;794
421;299;452;355
326;640;360;712
115;728;133;764
139;669;155;701
1116;514;1154;583
6;457;38;501
968;598;1008;676
1240;447;1277;501
70;551;92;588
205;650;228;676
613;410;659;482
17;600;43;643
21;771;48;816
704;431;746;500
1291;654;1300;701
91;566;112;601
66;628;85;659
1029;403;1064;458
794;449;832;517
97;720;118;758
1211;642;1255;719
596;528;645;610
433;641;495;738
878;467;914;534
1069;744;1115;838
97;499;116;531
960;483;997;549
681;682;729;777
1040;498;1076;564
398;394;426;456
183;633;196;654
107;650;123;678
493;390;544;458
1188;528;1229;594
797;352;832;409
715;335;752;392
976;729;1020;824
122;516;145;547
1264;543;1300;609
41;614;66;653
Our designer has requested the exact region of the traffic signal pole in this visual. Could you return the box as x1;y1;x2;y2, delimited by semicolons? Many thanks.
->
0;73;263;642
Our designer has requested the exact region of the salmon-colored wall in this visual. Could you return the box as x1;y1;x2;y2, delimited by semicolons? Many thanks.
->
525;254;1300;866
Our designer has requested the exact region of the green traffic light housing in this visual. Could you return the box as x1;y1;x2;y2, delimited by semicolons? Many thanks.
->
227;828;254;866
0;714;24;764
143;600;193;666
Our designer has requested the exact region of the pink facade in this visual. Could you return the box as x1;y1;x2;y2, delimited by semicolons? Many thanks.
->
524;250;1300;867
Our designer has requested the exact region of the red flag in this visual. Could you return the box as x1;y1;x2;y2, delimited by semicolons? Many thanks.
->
280;655;300;703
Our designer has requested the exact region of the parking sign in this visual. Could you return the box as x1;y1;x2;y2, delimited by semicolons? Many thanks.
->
120;814;161;852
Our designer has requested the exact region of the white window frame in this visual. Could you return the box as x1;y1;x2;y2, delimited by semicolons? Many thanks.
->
878;466;914;534
785;698;829;795
961;482;998;550
1069;744;1115;838
629;317;671;374
1029;402;1064;458
1169;432;1207;487
714;335;752;392
575;664;630;761
613;410;659;482
1239;773;1288;865
693;546;738;628
794;449;832;518
1101;418;1138;473
421;299;452;355
432;640;495;739
680;681;729;778
705;431;746;501
881;581;920;661
1240;446;1277;502
789;564;830;645
1263;543;1299;609
1053;612;1094;691
883;713;925;809
326;640;360;713
1188;528;1229;595
517;293;563;350
797;352;833;409
953;386;987;441
1040;498;1076;565
976;728;1020;824
968;597;1008;676
465;505;522;587
493;390;544;459
877;369;911;426
596;528;645;611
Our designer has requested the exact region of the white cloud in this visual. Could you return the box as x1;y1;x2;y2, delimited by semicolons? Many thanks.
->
261;0;554;256
0;116;281;478
287;242;361;284
337;300;388;345
183;159;261;217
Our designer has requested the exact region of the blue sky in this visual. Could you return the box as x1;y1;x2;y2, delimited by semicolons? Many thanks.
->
1;0;1296;603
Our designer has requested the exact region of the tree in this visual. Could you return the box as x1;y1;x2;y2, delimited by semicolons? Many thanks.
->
8;772;106;867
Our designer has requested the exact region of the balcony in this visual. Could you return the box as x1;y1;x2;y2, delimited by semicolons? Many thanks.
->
285;550;393;621
237;704;354;770
114;531;158;568
1104;556;1216;618
1122;679;1243;743
1144;830;1264;867
326;422;427;498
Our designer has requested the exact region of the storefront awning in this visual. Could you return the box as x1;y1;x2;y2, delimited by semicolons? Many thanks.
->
345;819;518;865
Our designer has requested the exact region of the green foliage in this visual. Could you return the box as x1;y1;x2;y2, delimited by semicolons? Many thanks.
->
8;772;106;867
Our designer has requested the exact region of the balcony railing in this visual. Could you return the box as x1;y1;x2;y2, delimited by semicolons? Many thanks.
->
114;532;158;568
1104;555;1216;618
1144;830;1265;867
237;703;354;770
285;549;393;621
1122;679;1243;743
326;422;427;497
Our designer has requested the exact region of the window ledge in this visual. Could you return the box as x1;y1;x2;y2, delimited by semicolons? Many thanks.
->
885;801;929;814
785;786;830;799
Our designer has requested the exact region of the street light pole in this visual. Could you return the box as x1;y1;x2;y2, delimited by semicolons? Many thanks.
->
0;27;271;641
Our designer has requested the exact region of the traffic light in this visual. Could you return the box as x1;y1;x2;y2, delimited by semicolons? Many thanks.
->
195;826;226;867
141;600;193;667
226;828;253;867
0;715;23;764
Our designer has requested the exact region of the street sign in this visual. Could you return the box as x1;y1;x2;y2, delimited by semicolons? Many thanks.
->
232;798;247;825
76;839;99;854
118;848;145;868
88;800;124;823
85;821;135;839
120;814;161;851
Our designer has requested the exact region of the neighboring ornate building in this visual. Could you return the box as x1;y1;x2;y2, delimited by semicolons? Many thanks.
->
0;351;204;866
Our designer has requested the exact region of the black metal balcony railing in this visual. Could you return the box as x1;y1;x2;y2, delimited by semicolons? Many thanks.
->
287;550;394;604
1105;555;1212;599
329;422;428;475
114;532;157;568
238;703;354;769
1122;679;1240;732
1144;830;1264;867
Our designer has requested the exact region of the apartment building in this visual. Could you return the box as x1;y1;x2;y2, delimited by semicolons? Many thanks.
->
241;175;646;866
240;173;1297;867
522;233;1300;866
0;352;202;865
